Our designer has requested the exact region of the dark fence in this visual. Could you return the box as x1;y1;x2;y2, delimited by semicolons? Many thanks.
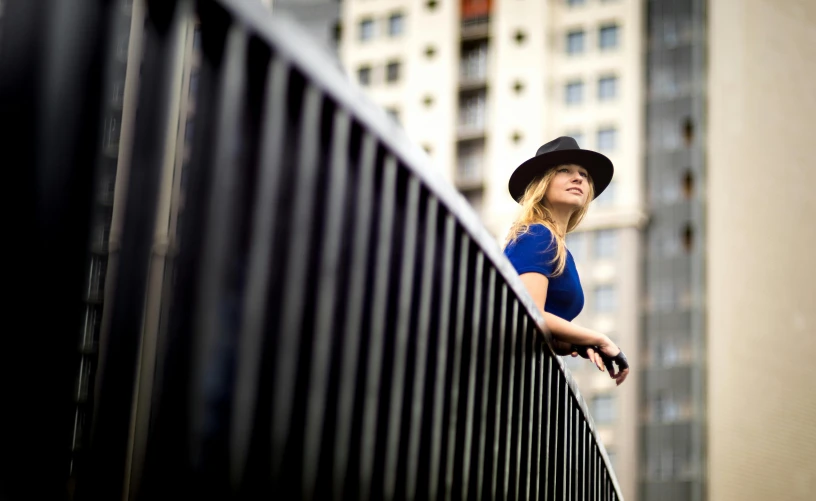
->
1;0;622;499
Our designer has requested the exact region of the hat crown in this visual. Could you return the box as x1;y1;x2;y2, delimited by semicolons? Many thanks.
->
536;136;580;157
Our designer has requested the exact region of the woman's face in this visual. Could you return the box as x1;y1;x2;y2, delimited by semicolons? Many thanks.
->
544;164;590;210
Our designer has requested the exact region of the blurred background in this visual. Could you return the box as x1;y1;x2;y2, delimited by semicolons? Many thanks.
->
2;0;814;500
269;0;816;500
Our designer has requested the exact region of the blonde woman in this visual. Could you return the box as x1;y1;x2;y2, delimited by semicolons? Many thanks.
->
504;137;629;386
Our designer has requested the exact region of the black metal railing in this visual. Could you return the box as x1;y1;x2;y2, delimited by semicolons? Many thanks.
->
2;0;622;499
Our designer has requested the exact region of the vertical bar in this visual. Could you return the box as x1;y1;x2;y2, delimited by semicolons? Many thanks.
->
521;320;535;501
87;2;190;498
443;233;470;498
428;215;456;501
580;422;586;501
475;268;496;501
270;83;324;478
301;108;351;498
531;336;545;501
561;381;569;501
511;314;528;500
358;155;398;500
500;300;519;499
565;400;571;501
572;407;579;501
229;54;289;488
541;355;553;501
383;176;421;498
460;252;484;500
405;196;439;499
332;133;377;497
487;285;508;500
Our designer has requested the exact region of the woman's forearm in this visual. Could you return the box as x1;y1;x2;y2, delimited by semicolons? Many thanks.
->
542;312;606;347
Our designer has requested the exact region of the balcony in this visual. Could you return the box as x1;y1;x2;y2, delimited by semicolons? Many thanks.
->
3;0;624;499
461;15;490;41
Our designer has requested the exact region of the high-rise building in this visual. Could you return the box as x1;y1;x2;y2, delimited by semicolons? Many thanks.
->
339;0;646;499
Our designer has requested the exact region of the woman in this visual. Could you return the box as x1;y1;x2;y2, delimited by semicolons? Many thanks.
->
504;137;629;385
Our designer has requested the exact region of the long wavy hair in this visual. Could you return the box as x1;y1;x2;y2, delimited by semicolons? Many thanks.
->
504;166;595;276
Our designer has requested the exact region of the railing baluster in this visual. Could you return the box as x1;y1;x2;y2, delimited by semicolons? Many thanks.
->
230;51;289;491
301;106;351;499
487;284;508;500
270;80;324;487
444;233;472;499
428;215;457;501
359;155;399;500
499;299;519;498
332;131;377;498
405;195;439;499
475;268;497;501
461;252;485;500
531;331;545;501
383;176;421;498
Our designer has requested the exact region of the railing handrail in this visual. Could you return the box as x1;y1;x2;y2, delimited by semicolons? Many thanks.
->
229;0;620;492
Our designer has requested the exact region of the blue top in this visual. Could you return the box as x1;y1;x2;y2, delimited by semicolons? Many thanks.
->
503;224;585;321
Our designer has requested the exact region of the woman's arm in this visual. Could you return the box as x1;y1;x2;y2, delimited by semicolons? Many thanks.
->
518;272;606;346
519;272;624;380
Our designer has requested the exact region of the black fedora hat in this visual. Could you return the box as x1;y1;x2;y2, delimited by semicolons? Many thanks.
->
508;136;614;203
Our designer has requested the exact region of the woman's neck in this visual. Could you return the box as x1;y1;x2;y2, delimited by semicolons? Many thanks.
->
546;205;574;235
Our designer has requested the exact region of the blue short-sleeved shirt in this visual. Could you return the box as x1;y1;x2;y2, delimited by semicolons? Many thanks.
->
503;224;584;321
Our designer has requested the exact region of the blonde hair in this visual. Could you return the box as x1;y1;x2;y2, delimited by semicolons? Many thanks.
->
504;165;594;276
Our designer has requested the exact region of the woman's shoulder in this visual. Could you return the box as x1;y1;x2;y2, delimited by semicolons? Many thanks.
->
525;223;555;240
507;223;555;249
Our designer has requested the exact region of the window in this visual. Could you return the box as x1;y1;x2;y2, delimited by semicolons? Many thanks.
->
386;61;401;83
594;285;617;313
459;91;486;130
566;30;585;55
460;41;488;80
597;127;617;151
599;24;619;50
457;141;484;182
566;232;586;261
592;394;616;423
594;229;618;259
357;65;372;86
598;75;618;100
359;18;375;41
654;393;680;422
565;80;584;105
659;340;680;365
388;13;404;36
594;180;616;207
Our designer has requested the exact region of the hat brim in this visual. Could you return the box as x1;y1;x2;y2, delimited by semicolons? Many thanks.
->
508;149;614;203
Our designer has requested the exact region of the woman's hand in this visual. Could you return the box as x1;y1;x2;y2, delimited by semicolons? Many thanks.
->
571;344;607;373
596;336;630;386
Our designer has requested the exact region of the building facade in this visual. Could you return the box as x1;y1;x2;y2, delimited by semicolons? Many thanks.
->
641;0;706;499
706;0;816;500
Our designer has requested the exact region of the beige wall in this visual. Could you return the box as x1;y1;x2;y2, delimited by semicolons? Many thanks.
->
707;1;816;500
